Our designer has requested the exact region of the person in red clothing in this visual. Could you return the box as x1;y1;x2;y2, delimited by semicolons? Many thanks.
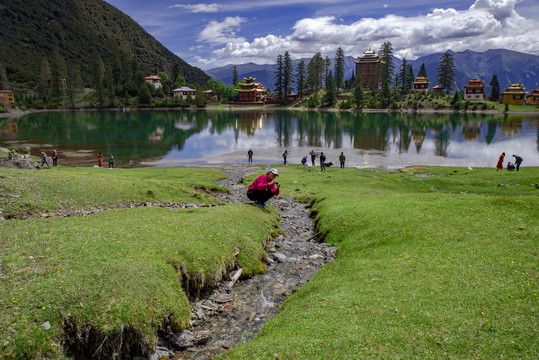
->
97;152;103;167
496;152;505;171
247;168;281;208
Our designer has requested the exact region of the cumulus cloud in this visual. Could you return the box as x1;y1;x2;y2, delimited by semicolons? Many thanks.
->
169;3;221;13
195;0;539;68
198;16;247;44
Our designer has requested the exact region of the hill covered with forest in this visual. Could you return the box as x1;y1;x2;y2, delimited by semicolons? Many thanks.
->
0;0;210;89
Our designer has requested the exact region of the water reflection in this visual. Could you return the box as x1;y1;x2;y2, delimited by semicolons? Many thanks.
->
1;110;537;168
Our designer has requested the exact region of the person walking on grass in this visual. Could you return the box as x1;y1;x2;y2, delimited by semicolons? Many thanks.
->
496;152;505;171
512;154;523;171
319;151;326;171
339;152;345;168
108;154;114;168
97;152;103;167
51;150;58;167
247;148;253;164
310;150;316;166
283;149;288;164
246;168;281;208
40;152;49;168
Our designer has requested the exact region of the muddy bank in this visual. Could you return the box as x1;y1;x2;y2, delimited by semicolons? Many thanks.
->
155;163;337;359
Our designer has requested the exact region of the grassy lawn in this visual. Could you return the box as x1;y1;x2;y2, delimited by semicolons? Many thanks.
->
0;166;227;218
0;167;279;359
222;165;538;359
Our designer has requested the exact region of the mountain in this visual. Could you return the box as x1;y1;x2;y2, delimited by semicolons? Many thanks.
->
206;49;539;94
407;49;539;93
0;0;210;88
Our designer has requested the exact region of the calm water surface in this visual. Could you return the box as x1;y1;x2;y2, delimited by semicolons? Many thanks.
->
1;110;537;169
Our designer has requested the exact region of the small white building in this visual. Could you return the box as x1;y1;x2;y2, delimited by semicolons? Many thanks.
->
173;86;197;100
144;75;162;89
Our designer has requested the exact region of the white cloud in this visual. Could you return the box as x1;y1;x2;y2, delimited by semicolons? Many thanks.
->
169;3;221;13
194;0;539;68
197;16;247;44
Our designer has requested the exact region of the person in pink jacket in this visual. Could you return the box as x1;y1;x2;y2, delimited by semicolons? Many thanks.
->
247;168;281;208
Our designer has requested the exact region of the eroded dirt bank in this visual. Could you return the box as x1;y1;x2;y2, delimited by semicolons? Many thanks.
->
156;163;337;360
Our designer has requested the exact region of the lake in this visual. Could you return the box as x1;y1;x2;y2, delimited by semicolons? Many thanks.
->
1;109;538;169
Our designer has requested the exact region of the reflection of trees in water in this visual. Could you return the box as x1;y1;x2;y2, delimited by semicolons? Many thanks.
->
432;125;451;157
8;110;536;163
499;115;522;137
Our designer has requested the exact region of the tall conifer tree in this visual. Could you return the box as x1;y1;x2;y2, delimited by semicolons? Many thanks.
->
295;60;307;98
232;66;238;86
274;54;283;100
437;52;456;92
489;74;500;101
334;47;345;91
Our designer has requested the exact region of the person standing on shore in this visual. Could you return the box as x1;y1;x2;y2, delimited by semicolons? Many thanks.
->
51;150;58;167
512;154;523;171
496;152;505;171
97;152;103;167
339;152;345;168
108;154;114;168
319;152;326;171
283;149;288;164
247;168;281;208
40;152;49;168
247;148;253;164
310;150;316;166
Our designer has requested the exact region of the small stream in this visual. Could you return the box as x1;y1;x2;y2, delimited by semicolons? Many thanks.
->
155;164;336;360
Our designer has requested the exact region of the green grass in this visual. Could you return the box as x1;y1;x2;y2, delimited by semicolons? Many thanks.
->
223;165;539;359
0;166;226;218
0;167;280;359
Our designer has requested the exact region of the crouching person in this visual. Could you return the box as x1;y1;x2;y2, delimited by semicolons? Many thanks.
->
247;168;280;208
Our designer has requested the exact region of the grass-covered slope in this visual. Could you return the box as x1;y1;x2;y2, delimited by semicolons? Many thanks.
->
223;165;538;359
0;167;279;359
0;166;225;218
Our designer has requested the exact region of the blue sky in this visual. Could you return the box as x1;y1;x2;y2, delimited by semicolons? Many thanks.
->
105;0;539;70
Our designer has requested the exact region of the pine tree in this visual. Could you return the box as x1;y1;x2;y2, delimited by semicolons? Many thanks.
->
324;56;331;87
282;51;294;104
405;64;414;94
232;66;238;86
489;74;500;101
274;54;284;102
399;58;408;93
0;61;9;89
418;63;428;78
354;77;364;109
437;52;456;92
295;60;307;98
307;52;324;94
334;47;345;91
323;70;336;107
378;42;395;87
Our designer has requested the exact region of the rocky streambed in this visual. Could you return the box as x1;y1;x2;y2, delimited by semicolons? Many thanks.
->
156;164;337;360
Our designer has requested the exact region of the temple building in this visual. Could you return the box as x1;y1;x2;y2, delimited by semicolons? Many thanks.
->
501;83;526;105
526;88;539;105
355;49;381;90
432;85;443;94
172;86;196;100
412;77;430;92
236;77;265;104
144;75;162;88
463;79;485;101
0;89;15;104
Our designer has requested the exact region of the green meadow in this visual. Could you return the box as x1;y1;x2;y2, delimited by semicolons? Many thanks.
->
223;165;538;359
0;164;537;359
0;167;279;359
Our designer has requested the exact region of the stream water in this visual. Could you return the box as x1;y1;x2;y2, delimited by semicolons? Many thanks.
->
156;163;337;359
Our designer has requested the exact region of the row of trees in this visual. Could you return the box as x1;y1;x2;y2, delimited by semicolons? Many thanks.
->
270;42;505;109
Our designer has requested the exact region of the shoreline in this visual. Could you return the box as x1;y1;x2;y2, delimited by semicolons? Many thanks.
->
2;104;539;118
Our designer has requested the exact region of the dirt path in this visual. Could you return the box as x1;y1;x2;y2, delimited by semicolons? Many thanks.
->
158;163;337;359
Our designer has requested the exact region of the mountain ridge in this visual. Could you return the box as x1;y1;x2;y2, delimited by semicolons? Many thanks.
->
0;0;210;88
205;49;539;94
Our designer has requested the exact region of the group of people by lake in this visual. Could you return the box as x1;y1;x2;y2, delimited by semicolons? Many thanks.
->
496;153;523;171
97;152;114;168
248;149;347;171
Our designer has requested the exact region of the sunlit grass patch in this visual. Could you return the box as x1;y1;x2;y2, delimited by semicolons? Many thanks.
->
222;165;538;359
0;203;279;358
